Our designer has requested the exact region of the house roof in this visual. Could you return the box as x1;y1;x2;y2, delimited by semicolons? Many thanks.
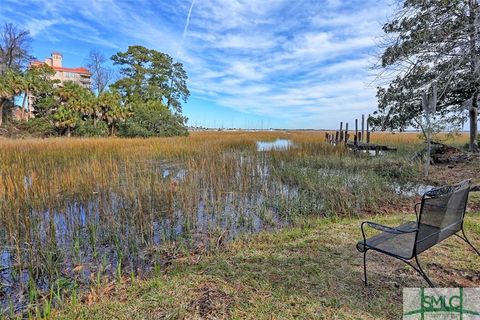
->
51;52;63;57
31;61;91;75
52;66;90;75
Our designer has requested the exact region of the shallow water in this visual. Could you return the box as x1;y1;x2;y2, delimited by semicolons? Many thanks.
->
1;147;431;315
0;155;298;314
257;139;294;151
394;183;435;197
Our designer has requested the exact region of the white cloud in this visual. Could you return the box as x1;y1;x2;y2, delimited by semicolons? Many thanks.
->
174;0;392;126
25;19;57;36
2;0;394;128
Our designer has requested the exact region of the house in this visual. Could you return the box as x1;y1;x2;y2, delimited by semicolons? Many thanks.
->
30;52;91;89
15;52;92;120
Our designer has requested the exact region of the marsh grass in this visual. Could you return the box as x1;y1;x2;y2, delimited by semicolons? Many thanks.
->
0;131;461;316
56;212;480;319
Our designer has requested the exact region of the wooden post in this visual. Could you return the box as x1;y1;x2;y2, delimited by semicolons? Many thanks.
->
355;119;358;140
345;123;349;144
358;132;362;142
361;114;365;142
339;122;343;143
366;114;370;144
354;134;358;146
335;131;339;143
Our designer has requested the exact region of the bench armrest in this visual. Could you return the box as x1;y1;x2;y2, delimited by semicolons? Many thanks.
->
361;221;418;235
414;202;422;221
360;221;418;251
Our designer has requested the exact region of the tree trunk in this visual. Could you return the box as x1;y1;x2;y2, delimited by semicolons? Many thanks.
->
470;93;479;152
469;0;479;152
66;127;71;137
0;97;10;126
21;92;29;120
166;76;174;110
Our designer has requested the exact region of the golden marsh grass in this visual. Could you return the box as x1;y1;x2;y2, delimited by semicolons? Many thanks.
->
0;130;468;315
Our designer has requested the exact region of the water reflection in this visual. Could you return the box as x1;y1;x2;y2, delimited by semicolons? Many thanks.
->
0;156;299;314
257;139;294;151
393;183;435;197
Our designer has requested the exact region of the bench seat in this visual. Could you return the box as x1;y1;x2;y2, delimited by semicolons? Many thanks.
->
356;180;479;287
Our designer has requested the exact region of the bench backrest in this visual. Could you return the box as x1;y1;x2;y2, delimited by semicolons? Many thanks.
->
415;180;471;254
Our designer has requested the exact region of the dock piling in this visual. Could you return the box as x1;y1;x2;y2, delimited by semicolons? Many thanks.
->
345;123;349;145
361;114;365;142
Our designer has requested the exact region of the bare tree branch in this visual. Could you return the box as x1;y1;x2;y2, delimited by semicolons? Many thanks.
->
85;48;113;96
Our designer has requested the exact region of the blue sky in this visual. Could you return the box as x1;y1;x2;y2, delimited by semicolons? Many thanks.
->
1;0;394;129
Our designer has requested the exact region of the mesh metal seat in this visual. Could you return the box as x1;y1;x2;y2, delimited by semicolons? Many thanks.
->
356;221;417;259
357;180;479;287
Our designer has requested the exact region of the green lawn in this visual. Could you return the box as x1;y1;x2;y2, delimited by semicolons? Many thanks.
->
57;212;480;319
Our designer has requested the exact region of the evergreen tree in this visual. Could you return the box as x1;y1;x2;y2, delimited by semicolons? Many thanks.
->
111;45;190;136
374;0;480;152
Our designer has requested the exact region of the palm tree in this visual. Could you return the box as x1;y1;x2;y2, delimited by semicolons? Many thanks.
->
53;106;77;136
20;69;39;117
98;91;128;136
21;64;57;116
74;89;96;120
57;81;82;103
55;82;89;136
0;70;23;125
58;81;96;118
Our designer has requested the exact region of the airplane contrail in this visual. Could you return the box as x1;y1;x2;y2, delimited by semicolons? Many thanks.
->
177;0;197;56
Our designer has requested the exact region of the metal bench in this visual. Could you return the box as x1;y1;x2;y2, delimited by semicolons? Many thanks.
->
356;180;479;287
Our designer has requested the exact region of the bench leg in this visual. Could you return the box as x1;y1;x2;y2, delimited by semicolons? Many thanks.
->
362;251;434;287
456;229;480;256
413;255;434;287
363;249;369;286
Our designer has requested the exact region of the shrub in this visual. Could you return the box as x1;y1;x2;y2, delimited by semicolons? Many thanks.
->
23;118;56;137
117;120;154;138
117;101;188;138
75;120;108;137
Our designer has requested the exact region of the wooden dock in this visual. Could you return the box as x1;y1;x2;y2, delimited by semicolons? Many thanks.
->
324;114;397;155
346;142;397;154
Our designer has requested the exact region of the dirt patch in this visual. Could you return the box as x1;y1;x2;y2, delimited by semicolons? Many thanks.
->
429;142;471;164
416;142;480;186
415;141;477;165
376;197;417;215
427;262;480;287
188;283;233;319
424;159;480;186
421;154;480;211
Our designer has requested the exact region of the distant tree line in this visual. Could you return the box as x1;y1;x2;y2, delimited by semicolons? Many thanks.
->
373;0;480;152
0;23;189;137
